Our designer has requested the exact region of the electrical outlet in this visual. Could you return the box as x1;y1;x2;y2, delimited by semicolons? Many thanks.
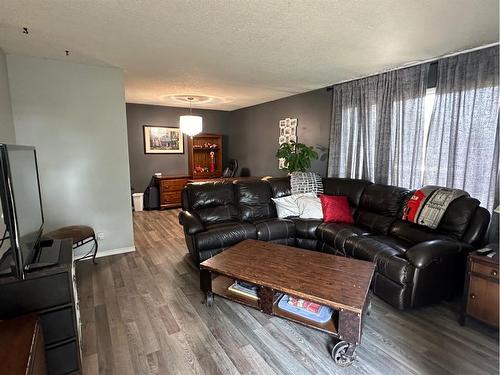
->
97;232;105;240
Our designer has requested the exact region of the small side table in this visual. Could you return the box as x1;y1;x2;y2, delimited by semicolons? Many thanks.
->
459;244;499;328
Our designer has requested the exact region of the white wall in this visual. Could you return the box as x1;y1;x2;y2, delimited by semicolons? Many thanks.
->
0;48;15;143
7;55;134;254
0;48;15;259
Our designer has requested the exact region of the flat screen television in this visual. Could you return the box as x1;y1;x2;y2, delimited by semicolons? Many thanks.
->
0;144;44;279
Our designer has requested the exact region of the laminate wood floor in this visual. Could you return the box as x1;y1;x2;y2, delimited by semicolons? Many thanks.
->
77;210;499;375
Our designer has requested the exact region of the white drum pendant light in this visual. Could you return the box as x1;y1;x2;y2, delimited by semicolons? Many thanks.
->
180;97;203;136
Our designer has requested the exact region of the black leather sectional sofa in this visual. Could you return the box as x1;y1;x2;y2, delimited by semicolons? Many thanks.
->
178;177;490;309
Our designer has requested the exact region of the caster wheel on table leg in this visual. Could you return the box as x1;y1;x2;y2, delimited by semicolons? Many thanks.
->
329;340;355;367
206;292;213;307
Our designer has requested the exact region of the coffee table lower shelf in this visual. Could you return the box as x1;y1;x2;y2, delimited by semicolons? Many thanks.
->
202;272;364;366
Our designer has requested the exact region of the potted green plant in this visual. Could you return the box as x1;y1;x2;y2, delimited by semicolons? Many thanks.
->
276;141;319;173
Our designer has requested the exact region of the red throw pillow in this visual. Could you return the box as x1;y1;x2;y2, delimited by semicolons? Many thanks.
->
319;195;354;224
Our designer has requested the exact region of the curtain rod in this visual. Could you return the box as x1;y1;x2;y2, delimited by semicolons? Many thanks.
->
325;42;499;91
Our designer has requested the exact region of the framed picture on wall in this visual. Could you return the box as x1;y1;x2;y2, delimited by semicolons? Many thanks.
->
143;125;184;154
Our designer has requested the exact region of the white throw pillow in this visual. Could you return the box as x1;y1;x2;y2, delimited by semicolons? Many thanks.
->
272;193;316;218
296;195;323;219
272;195;300;218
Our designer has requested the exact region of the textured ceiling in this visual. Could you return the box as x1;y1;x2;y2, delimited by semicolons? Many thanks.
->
0;0;498;110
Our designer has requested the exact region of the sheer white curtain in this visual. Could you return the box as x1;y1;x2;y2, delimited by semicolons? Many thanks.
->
328;64;429;188
423;46;499;211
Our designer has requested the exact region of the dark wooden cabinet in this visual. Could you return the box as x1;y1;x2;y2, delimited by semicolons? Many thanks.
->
460;246;499;328
154;175;190;209
0;314;47;375
0;240;82;374
188;134;223;179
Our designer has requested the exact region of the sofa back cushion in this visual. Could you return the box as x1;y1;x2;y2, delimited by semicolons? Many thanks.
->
436;196;480;240
389;194;483;244
461;206;490;246
356;184;410;235
389;220;453;245
186;182;238;224
322;178;372;208
235;181;275;221
266;177;291;198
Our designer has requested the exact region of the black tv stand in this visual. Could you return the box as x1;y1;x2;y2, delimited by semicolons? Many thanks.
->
0;239;82;374
26;239;63;271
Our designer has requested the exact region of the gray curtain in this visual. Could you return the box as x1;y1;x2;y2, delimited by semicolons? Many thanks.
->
423;46;499;211
328;64;429;188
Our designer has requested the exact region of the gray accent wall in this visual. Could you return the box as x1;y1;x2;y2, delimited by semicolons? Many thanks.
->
228;88;332;177
0;48;14;144
7;55;134;253
126;103;230;193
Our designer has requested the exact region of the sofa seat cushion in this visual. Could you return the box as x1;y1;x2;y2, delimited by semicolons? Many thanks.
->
195;222;256;251
344;236;414;284
292;218;323;239
316;223;371;250
389;220;455;246
253;218;295;241
367;235;413;254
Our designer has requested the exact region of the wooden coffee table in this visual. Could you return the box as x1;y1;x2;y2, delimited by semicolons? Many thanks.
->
199;239;375;366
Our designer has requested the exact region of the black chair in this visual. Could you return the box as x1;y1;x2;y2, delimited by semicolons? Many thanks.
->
222;159;238;177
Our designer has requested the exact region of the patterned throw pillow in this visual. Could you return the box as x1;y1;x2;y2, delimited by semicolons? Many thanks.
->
290;172;324;195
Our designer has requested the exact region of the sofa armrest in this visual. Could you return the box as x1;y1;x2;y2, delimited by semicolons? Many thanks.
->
178;210;205;235
406;240;472;269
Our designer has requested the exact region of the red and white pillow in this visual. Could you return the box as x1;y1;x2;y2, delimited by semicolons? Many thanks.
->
272;193;354;223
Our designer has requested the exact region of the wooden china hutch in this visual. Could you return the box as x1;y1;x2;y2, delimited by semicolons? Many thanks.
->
155;133;223;209
187;133;223;179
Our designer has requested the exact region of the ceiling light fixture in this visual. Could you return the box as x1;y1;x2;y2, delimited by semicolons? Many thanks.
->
179;97;202;137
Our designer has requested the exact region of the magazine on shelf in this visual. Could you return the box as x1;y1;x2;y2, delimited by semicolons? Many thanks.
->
287;296;322;314
228;280;259;300
277;294;333;324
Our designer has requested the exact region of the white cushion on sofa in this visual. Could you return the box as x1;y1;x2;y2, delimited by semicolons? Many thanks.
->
296;195;323;219
272;193;316;218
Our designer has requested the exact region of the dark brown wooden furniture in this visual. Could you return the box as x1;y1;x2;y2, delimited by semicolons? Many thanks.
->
460;245;499;328
188;133;222;179
154;174;190;209
0;314;47;375
0;239;82;374
199;239;375;366
186;176;263;183
44;225;98;263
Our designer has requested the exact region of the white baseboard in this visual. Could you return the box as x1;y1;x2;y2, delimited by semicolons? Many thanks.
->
75;245;136;260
